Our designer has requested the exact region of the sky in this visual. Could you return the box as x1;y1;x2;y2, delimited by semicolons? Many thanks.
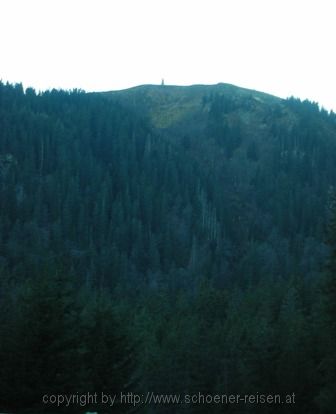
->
0;0;335;110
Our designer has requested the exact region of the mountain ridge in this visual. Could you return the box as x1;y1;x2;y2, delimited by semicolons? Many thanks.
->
100;82;283;129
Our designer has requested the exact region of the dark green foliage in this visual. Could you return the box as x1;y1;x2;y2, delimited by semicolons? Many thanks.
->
315;192;336;412
1;81;336;413
1;82;335;290
81;292;138;413
0;269;80;411
0;269;138;413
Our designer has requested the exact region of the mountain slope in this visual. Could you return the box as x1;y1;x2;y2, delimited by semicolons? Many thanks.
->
102;83;336;284
1;81;336;289
1;81;336;413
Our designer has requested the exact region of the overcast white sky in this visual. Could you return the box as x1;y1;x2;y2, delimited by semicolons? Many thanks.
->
1;0;335;110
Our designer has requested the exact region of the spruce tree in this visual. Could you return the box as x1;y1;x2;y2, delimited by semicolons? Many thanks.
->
0;268;81;411
317;193;336;412
81;291;139;413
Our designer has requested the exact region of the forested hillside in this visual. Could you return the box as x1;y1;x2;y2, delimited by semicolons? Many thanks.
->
0;81;336;413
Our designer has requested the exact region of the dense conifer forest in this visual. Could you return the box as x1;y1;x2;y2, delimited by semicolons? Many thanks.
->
0;81;336;413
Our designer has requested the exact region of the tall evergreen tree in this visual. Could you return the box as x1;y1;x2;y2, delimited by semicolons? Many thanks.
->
0;268;81;411
81;291;139;413
316;193;336;412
